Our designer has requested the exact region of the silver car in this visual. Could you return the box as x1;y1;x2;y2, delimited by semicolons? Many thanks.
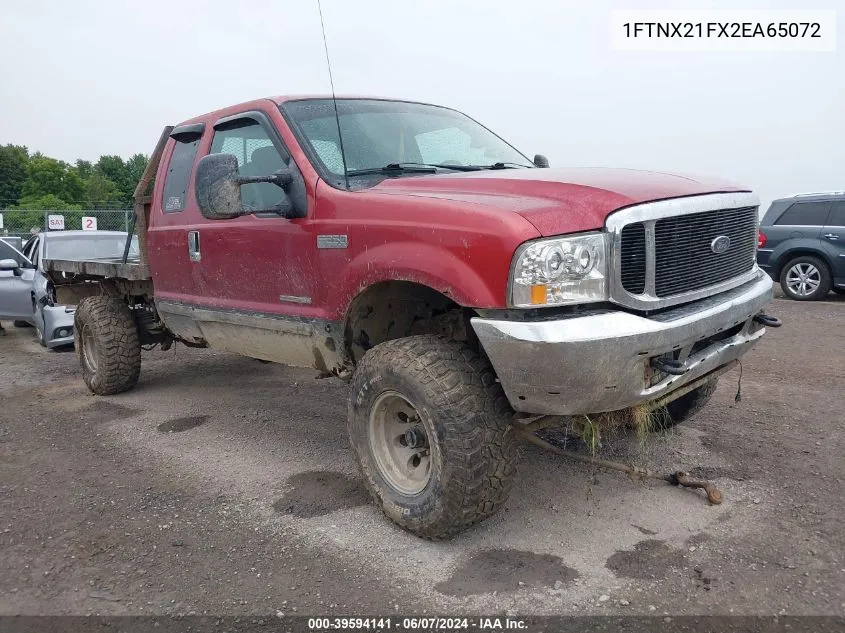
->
1;231;136;348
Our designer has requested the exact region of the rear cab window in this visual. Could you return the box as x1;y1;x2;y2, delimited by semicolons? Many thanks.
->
162;124;204;213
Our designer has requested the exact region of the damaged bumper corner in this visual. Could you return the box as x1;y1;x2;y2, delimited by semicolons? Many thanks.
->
42;304;76;348
471;271;774;415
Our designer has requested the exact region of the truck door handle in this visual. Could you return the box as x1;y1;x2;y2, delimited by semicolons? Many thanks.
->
188;231;201;262
823;233;839;240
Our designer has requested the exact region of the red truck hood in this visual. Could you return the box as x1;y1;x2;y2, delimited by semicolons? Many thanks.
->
370;167;749;236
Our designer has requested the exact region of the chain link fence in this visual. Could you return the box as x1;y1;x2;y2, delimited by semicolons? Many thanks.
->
0;209;133;239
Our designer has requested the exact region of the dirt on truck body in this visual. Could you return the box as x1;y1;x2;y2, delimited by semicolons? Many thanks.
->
44;95;780;539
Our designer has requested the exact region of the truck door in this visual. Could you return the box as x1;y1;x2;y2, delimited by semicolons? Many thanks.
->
184;110;318;364
821;200;845;286
147;124;206;307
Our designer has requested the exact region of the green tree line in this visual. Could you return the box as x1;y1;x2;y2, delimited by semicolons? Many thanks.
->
0;144;147;211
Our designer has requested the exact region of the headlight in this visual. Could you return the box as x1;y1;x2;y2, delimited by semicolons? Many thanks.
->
509;232;608;307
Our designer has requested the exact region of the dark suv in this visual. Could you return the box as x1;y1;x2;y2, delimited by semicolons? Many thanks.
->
757;192;845;300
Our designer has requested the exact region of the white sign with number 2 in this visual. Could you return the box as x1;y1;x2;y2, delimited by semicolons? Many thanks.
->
82;216;98;231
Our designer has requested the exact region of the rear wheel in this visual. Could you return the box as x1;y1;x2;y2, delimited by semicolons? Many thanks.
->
74;296;141;395
13;320;32;328
348;335;519;540
779;255;831;300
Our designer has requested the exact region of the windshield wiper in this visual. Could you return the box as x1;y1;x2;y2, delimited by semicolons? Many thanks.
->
482;162;532;170
346;163;438;177
346;162;488;177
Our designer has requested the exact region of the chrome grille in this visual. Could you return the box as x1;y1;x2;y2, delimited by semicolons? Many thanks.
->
610;193;761;310
653;206;757;297
620;223;646;294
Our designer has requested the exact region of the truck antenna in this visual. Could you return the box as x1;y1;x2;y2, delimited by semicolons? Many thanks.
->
316;0;350;190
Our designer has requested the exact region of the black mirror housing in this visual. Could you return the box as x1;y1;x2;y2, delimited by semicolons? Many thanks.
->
533;154;550;168
195;154;244;220
195;153;297;220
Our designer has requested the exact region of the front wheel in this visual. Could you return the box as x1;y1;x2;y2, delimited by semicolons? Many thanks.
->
348;335;519;540
779;255;831;300
74;296;141;395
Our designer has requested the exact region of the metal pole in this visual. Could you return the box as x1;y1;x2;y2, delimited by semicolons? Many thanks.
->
122;212;137;264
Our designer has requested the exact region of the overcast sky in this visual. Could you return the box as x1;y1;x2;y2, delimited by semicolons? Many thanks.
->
1;0;842;211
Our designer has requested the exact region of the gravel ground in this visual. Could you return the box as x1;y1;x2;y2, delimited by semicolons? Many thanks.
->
0;293;843;618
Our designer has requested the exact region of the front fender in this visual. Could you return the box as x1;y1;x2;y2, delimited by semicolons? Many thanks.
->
328;241;502;320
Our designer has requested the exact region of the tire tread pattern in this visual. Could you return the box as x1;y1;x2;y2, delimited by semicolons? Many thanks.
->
74;296;141;395
348;335;519;540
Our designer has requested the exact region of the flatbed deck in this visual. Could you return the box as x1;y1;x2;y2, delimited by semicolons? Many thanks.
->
44;258;151;281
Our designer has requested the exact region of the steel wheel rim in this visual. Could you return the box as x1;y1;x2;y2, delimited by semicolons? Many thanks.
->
786;263;821;297
81;325;98;371
368;390;432;496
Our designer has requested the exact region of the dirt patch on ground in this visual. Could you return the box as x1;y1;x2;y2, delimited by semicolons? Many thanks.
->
157;415;209;433
273;471;370;518
436;549;579;596
605;540;686;579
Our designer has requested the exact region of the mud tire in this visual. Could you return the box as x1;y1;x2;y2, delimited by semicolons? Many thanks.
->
74;296;141;395
348;335;519;540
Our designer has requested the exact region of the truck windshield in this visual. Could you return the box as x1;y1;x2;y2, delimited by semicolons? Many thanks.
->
282;99;534;182
45;234;139;261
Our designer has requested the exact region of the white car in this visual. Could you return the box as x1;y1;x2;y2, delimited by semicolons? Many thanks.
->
1;231;136;348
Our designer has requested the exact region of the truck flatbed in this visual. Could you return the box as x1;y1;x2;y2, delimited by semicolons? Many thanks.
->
44;258;151;281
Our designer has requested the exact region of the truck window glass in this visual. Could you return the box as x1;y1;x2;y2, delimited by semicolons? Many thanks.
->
415;127;487;165
826;201;845;226
209;122;288;212
282;99;533;177
775;201;831;226
162;136;201;213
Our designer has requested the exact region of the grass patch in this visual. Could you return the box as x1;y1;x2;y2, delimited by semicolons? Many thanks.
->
576;403;667;454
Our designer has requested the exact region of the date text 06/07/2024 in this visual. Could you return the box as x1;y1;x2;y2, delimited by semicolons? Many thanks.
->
306;617;528;631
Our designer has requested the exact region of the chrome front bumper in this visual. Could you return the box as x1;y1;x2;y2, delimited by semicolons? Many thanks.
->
471;271;774;415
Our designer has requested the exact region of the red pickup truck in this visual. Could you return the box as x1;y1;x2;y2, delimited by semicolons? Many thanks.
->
45;96;778;539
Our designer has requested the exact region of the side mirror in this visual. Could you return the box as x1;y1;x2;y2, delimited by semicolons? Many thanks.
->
0;258;19;271
533;154;550;168
194;153;295;220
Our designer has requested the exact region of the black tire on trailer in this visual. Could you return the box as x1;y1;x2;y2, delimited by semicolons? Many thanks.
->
13;320;32;328
347;335;519;540
74;296;141;395
779;255;832;301
651;378;719;431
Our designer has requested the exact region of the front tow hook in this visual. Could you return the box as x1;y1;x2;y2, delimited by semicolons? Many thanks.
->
753;313;782;328
651;357;689;376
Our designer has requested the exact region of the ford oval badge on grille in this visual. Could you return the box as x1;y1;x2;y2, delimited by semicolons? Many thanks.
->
710;235;731;254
